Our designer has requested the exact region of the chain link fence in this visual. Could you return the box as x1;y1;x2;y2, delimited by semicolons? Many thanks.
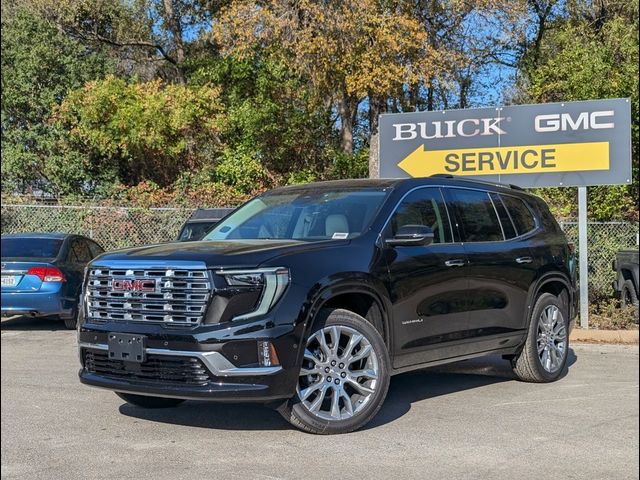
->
1;204;193;251
1;203;638;299
558;221;639;299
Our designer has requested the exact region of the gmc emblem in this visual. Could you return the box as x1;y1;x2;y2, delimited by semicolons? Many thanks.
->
111;278;157;292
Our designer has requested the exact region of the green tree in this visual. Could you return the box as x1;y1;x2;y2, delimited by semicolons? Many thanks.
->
520;0;639;220
53;76;224;189
189;55;340;188
1;7;112;196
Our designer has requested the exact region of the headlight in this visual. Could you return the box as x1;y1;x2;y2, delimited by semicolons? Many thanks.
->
219;267;290;321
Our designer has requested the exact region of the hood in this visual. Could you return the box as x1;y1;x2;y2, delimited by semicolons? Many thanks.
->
91;239;349;269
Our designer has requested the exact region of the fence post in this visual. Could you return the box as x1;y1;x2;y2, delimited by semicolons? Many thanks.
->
578;187;589;329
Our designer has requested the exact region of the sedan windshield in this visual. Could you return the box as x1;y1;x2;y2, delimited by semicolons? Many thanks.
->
1;238;63;259
204;187;390;241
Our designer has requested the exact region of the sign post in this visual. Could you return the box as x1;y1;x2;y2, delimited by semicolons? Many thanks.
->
377;99;633;329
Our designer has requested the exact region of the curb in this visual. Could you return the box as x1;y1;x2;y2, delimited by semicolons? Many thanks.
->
570;329;639;345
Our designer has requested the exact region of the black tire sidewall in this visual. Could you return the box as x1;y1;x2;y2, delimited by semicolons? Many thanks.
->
288;308;391;434
525;293;570;382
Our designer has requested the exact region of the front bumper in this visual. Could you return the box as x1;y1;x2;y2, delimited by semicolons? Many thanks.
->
78;318;304;402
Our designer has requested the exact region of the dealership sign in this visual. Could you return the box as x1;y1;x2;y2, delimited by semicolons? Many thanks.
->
378;98;632;187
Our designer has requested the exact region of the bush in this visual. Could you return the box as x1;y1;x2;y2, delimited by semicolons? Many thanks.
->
588;298;639;330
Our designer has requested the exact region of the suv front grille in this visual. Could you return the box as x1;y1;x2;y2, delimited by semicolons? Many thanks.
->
83;349;212;386
86;267;211;326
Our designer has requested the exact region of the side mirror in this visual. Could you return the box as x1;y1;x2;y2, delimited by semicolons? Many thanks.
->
385;224;435;247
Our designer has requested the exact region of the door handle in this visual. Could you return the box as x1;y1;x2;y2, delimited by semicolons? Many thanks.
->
444;259;465;267
515;256;533;264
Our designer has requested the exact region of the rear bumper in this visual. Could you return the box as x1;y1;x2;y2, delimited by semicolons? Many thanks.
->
1;290;72;318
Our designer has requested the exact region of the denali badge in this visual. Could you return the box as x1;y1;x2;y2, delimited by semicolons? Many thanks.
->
111;278;157;292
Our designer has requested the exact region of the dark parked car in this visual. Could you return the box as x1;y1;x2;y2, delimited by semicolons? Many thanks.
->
2;233;104;329
78;177;577;433
177;208;235;241
612;249;639;312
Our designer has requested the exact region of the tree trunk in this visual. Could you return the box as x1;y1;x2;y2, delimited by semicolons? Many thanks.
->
337;95;358;154
427;84;434;111
162;0;186;83
368;93;386;138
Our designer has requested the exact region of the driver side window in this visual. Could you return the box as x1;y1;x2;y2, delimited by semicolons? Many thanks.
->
390;188;452;244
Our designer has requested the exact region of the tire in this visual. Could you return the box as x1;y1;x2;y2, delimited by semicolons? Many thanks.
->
63;292;82;329
279;308;391;434
63;308;78;330
620;279;639;308
116;392;185;409
512;293;569;383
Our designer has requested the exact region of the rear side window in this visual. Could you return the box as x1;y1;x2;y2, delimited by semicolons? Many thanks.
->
69;240;92;263
489;193;517;239
87;240;104;258
390;188;452;243
448;189;504;242
500;195;537;236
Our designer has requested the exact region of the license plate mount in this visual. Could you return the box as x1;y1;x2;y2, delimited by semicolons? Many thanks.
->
1;276;17;287
108;333;146;363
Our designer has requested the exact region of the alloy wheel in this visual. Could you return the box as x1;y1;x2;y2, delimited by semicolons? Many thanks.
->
536;305;567;373
297;325;379;421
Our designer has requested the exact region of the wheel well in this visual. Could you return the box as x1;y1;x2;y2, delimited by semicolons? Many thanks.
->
620;268;635;286
321;292;387;345
537;280;569;311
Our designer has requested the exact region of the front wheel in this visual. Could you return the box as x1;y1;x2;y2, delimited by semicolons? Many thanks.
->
279;308;391;434
116;392;185;409
512;293;569;383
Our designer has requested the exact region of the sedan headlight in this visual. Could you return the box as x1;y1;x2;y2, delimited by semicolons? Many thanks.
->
219;267;290;321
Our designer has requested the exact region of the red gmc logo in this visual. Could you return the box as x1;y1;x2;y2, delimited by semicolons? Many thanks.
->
111;278;157;292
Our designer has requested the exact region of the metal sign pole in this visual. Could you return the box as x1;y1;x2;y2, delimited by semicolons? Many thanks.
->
578;187;589;329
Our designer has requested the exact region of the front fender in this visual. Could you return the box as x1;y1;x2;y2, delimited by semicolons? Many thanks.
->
293;272;393;364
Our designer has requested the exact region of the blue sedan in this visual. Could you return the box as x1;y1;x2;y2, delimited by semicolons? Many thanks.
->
1;233;104;329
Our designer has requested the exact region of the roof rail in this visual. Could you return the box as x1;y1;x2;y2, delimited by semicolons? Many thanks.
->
430;174;454;179
429;173;524;191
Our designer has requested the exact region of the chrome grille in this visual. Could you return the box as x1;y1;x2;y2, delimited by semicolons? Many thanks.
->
86;267;211;326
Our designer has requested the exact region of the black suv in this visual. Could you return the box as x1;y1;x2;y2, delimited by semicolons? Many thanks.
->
78;177;577;434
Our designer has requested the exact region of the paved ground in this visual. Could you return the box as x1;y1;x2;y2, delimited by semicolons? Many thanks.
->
2;316;638;480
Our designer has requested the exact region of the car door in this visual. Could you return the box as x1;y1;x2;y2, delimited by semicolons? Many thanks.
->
444;188;537;352
382;187;470;368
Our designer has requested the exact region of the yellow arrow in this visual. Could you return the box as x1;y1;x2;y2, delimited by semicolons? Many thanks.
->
397;141;610;178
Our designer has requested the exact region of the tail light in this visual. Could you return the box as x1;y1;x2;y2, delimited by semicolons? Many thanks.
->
27;266;66;282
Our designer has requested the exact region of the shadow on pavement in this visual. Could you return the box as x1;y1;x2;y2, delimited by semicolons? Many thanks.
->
118;349;578;432
0;315;67;331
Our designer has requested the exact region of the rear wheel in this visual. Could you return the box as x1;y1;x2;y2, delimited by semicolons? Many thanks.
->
116;392;185;409
279;308;391;434
512;293;569;383
62;311;78;330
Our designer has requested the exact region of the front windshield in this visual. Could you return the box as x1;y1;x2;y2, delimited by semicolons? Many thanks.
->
204;187;390;241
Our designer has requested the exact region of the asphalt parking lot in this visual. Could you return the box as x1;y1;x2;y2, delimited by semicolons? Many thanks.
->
1;316;638;480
